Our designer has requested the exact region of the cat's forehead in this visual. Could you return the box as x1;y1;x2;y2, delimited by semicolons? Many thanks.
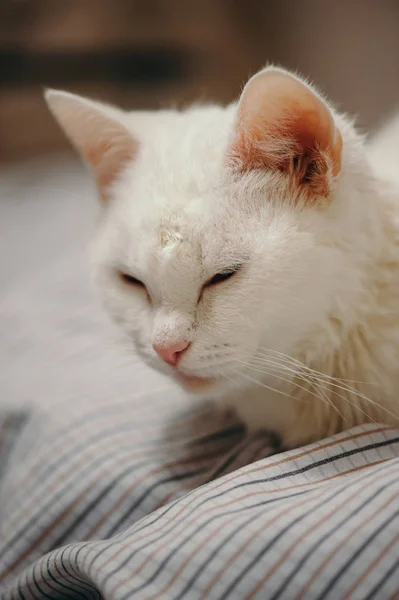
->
133;105;236;184
118;108;242;236
117;194;251;280
157;211;186;249
110;104;274;272
155;205;209;256
130;104;236;147
153;201;255;276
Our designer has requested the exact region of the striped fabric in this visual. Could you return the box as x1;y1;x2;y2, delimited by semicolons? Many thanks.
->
0;409;398;599
1;162;399;599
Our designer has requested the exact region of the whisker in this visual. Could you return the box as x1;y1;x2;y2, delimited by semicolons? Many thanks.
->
174;342;395;421
224;366;306;403
253;350;397;421
231;356;345;415
253;352;378;401
217;368;239;388
255;349;377;386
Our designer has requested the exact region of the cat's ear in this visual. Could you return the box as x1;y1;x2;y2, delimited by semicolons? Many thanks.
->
228;67;342;199
45;90;137;201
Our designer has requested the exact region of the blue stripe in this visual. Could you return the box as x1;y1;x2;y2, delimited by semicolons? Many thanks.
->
94;434;399;578
3;402;221;526
177;466;398;600
174;466;399;600
105;457;396;596
1;424;240;560
43;551;87;600
270;473;399;599
58;547;99;600
364;554;399;600
101;490;313;591
314;508;399;600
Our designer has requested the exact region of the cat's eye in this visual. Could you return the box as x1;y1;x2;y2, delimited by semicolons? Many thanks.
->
205;266;241;287
119;272;145;288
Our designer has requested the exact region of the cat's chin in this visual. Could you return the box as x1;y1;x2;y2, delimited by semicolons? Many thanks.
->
144;353;224;393
173;371;221;394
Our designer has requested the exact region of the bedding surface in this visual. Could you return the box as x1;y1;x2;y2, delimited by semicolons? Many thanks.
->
0;161;398;599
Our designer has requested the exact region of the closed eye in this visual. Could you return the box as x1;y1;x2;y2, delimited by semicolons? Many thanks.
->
205;265;242;287
119;272;145;288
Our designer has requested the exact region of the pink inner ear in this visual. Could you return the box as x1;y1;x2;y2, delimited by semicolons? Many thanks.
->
229;69;342;197
45;90;138;202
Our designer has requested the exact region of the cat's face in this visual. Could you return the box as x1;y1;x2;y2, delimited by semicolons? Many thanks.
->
90;113;343;395
46;67;347;395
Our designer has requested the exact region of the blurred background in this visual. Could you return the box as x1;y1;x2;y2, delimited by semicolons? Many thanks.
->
1;0;399;164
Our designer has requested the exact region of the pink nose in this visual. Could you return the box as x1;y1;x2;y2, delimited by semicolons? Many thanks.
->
152;340;190;366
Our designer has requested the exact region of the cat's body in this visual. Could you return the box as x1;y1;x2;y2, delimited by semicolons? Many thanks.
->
228;172;399;447
46;67;399;448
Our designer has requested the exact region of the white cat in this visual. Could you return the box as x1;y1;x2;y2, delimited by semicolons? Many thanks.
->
45;66;399;448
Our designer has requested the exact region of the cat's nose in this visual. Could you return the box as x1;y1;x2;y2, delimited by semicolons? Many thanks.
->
152;340;190;366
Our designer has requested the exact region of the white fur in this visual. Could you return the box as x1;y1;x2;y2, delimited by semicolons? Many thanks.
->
47;72;399;449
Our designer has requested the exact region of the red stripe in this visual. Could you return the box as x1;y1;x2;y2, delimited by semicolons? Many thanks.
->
296;492;399;599
102;460;389;596
245;482;399;599
90;428;390;579
340;531;399;600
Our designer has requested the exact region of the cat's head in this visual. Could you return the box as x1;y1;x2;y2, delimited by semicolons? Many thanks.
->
46;67;361;396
